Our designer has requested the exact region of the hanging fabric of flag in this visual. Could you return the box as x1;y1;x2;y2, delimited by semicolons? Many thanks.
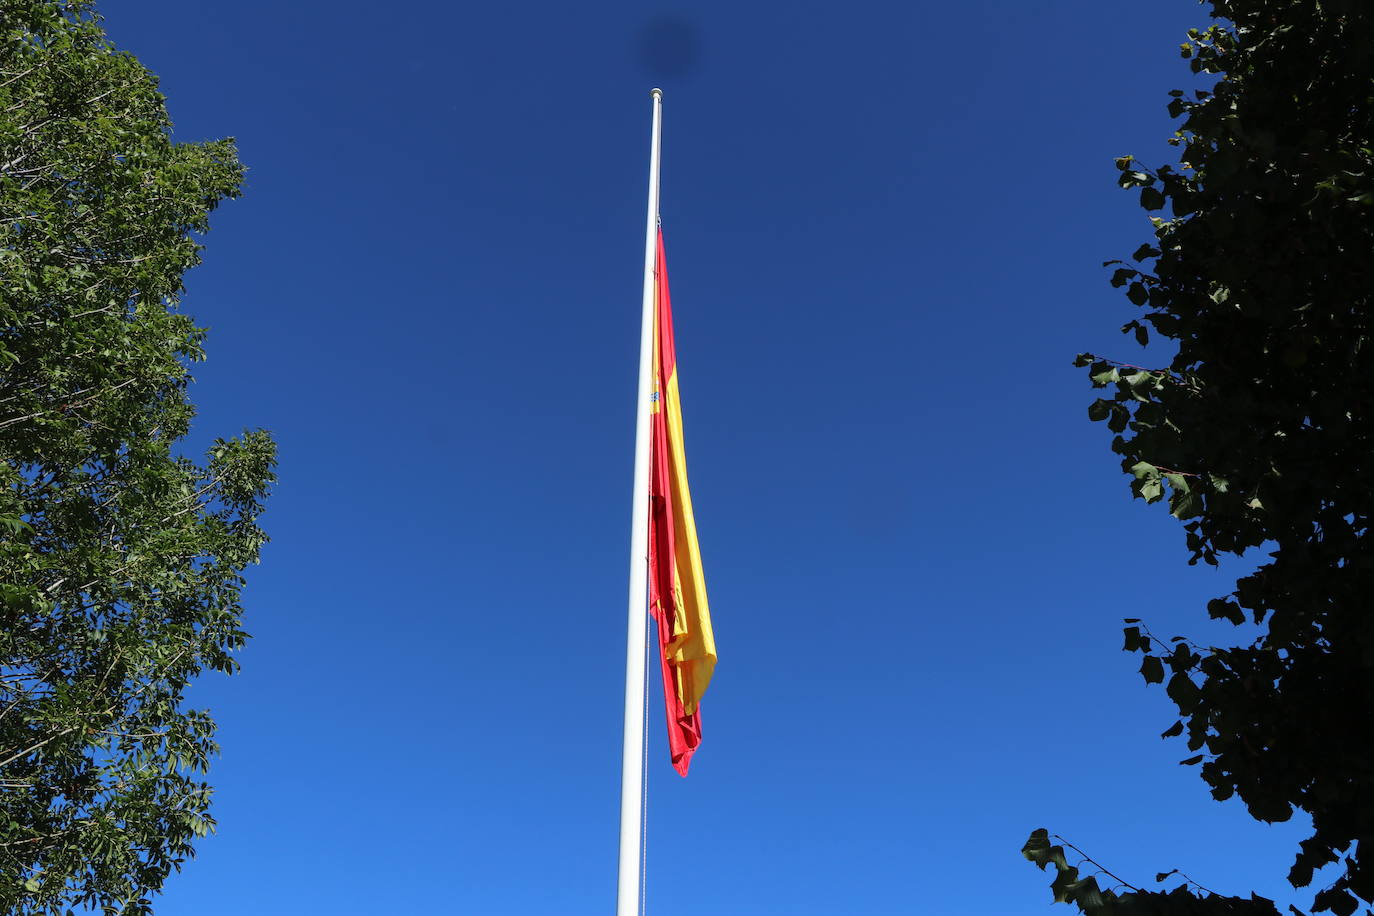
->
647;227;717;777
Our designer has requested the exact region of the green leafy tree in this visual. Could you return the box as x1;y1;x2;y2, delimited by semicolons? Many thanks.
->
1024;2;1374;915
0;2;274;912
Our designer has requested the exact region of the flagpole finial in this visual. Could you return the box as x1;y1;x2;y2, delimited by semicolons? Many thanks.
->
650;87;663;100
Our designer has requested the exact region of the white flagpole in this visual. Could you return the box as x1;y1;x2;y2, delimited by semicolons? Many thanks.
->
617;87;662;916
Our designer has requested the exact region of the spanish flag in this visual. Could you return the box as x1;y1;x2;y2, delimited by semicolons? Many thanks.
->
647;228;717;777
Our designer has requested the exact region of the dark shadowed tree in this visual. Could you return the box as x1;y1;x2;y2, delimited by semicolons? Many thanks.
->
1024;2;1374;915
0;2;274;912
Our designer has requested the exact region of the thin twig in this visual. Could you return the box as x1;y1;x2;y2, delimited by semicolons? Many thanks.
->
1052;835;1142;894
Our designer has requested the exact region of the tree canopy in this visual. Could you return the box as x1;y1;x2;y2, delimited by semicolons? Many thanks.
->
1026;1;1374;915
0;2;274;912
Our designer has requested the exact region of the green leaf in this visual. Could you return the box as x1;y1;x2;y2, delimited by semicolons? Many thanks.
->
1167;672;1202;711
1169;490;1201;519
1122;370;1154;390
1140;187;1166;211
1021;828;1052;866
1314;888;1358;916
1123;626;1144;651
1207;598;1244;625
1067;876;1106;909
1050;865;1081;903
0;516;34;535
1246;795;1294;824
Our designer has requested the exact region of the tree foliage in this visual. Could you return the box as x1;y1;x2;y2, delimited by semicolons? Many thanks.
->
1023;829;1282;915
1027;1;1374;914
0;2;274;912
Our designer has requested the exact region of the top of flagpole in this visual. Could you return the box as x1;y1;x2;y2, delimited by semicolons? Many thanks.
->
649;89;662;221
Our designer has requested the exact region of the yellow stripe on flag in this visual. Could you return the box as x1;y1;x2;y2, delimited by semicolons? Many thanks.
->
660;366;716;716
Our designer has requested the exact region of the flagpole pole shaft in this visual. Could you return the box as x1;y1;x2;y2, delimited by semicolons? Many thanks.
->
618;87;663;916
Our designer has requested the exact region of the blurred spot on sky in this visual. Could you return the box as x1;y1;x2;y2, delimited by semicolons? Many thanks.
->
636;14;704;80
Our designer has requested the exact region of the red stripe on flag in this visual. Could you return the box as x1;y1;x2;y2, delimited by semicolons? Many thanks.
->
648;228;701;776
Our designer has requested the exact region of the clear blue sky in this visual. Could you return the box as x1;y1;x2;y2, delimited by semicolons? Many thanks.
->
100;2;1307;913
